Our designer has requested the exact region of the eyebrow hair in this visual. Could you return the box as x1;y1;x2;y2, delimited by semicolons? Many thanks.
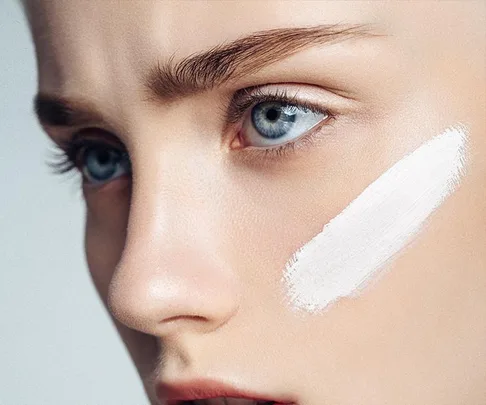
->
34;23;377;128
34;94;104;128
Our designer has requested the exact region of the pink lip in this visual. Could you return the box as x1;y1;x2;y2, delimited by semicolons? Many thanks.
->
156;378;295;404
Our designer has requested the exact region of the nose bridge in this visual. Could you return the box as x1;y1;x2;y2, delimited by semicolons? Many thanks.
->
130;143;213;241
107;136;239;337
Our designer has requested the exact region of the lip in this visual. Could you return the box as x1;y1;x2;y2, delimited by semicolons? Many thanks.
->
156;378;295;405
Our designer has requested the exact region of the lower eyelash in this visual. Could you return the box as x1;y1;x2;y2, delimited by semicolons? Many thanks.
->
248;132;316;158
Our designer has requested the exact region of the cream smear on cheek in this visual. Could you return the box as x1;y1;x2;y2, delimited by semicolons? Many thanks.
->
282;124;468;314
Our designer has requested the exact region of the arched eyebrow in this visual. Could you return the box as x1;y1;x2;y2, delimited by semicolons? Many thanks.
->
34;23;379;128
143;23;377;104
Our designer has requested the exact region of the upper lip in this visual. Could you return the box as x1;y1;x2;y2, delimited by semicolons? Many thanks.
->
156;378;295;405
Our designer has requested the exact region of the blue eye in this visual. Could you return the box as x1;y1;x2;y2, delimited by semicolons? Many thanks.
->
82;146;131;185
243;101;328;147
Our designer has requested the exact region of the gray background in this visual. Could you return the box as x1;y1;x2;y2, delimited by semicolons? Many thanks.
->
0;1;148;404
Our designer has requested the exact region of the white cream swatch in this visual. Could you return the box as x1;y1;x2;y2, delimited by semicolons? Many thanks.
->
282;124;468;314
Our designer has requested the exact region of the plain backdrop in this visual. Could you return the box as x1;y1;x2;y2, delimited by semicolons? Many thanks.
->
0;2;149;404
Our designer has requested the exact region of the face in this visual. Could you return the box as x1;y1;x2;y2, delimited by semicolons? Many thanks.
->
25;1;486;404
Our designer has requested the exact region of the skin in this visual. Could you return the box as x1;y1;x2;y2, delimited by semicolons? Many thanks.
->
23;1;485;404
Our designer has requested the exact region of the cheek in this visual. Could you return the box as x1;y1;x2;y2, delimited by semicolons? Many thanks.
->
84;181;130;305
221;148;368;315
84;183;159;388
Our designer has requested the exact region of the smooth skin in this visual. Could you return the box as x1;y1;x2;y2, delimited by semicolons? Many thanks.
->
23;1;485;404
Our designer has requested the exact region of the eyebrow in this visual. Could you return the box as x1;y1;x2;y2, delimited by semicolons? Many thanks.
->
34;23;377;128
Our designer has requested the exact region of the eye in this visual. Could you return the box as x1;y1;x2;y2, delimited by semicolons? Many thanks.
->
241;101;328;148
225;86;331;151
48;133;132;188
81;145;131;185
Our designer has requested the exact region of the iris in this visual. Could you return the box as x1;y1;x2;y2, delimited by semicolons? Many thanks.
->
82;146;130;184
251;102;298;139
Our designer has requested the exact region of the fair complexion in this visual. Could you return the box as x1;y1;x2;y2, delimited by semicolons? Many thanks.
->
24;1;485;404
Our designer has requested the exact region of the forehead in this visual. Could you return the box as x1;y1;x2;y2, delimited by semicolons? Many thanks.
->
26;0;473;133
27;1;382;87
28;1;378;53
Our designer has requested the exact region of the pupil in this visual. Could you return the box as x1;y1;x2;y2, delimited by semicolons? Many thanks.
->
266;108;279;121
97;149;111;165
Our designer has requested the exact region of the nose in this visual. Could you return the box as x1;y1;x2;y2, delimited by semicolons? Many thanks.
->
106;143;240;337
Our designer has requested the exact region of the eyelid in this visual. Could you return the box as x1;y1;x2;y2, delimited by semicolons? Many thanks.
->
224;85;330;125
62;130;126;160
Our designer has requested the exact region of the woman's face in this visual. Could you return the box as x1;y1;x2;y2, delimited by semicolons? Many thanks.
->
26;1;485;404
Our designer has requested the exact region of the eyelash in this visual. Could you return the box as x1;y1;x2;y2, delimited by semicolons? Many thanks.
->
48;87;333;177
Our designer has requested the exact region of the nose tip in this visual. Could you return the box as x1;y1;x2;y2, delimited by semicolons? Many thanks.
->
106;241;240;337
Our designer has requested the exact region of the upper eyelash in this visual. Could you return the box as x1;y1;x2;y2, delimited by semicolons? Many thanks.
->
47;140;80;176
47;87;332;176
223;86;328;124
48;138;128;176
47;147;76;176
